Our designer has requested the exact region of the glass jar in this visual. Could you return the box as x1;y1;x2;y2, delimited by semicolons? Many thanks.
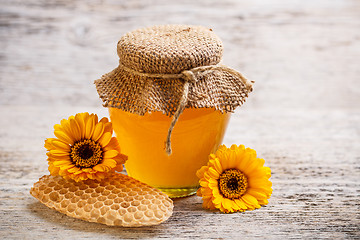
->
109;107;230;198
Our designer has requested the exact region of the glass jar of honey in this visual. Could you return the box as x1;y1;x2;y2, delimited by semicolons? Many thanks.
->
109;107;230;197
95;25;253;198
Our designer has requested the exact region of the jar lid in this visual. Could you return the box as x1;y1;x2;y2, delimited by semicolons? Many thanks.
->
95;24;253;116
117;25;223;74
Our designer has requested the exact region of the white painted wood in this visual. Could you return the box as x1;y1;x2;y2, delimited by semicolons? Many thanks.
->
1;0;359;239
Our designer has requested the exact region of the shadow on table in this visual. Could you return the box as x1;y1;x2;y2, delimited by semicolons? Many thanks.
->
27;201;172;238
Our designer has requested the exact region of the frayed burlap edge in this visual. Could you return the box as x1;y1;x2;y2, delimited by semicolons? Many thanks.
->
95;64;253;155
94;64;253;116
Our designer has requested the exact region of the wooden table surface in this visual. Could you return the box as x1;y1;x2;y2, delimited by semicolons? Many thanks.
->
1;0;359;239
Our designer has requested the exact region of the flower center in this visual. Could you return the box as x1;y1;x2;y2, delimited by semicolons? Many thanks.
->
219;169;248;199
70;139;103;168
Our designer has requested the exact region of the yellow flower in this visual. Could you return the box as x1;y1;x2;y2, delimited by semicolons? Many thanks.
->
196;144;272;213
45;112;127;182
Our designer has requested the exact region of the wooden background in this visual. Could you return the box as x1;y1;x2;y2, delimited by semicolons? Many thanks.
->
1;0;359;239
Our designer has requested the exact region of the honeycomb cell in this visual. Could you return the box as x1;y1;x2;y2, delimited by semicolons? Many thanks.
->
113;198;124;204
108;194;117;200
67;203;77;213
77;200;86;208
154;210;163;219
102;190;111;196
91;208;101;219
118;208;127;215
88;183;98;188
61;199;70;208
49;192;60;202
84;205;92;212
128;206;137;213
79;185;88;190
112;189;121;194
124;196;134;202
111;205;120;210
134;195;144;201
97;196;107;202
85;188;93;194
48;181;56;187
141;199;151;205
137;205;147;211
94;202;103;208
128;191;137;197
106;210;118;221
95;187;104;193
30;174;173;227
144;195;154;200
70;196;80;203
58;179;66;185
87;198;97;204
134;211;143;220
91;192;100;198
64;192;74;199
100;206;110;215
120;202;130;208
117;192;126;198
44;188;52;194
75;190;83;196
105;185;115;191
80;194;90;200
41;194;49;203
59;189;67;195
144;210;154;218
163;200;171;208
123;213;133;223
132;187;141;192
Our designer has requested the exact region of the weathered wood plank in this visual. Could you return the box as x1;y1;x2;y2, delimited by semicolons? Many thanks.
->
1;0;359;239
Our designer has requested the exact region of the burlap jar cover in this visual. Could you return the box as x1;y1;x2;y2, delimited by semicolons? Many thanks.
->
95;25;253;155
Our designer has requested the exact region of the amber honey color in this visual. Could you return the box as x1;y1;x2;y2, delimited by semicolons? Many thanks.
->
109;107;230;197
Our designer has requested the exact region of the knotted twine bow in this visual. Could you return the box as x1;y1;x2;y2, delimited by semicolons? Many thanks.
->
119;62;253;155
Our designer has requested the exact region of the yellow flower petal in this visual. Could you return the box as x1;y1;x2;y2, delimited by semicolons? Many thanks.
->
99;132;112;148
51;140;70;151
84;116;95;139
69;118;81;142
103;137;118;150
246;188;268;200
234;198;247;209
92;122;104;142
103;150;119;159
196;165;208;179
93;164;107;172
249;178;272;188
54;130;74;145
211;158;223;175
242;193;261;209
50;149;69;156
102;159;117;168
208;167;220;179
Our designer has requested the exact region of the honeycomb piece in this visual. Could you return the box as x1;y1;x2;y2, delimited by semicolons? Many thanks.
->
30;173;173;227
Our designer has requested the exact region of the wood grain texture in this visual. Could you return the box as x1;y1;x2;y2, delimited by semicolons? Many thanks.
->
1;0;359;239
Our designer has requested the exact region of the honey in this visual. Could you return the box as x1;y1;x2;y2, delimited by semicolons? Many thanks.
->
109;107;230;197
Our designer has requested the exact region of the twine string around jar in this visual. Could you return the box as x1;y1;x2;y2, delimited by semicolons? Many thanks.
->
119;62;254;155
